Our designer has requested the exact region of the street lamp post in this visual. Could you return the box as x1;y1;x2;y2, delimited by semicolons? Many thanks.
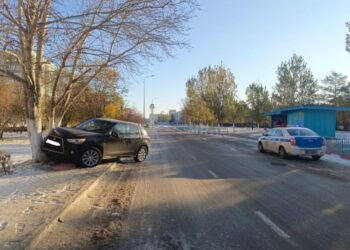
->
143;75;155;123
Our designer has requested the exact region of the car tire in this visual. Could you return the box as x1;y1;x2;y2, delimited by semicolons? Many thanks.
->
79;147;102;167
312;155;321;160
279;146;287;159
258;142;265;153
135;146;148;162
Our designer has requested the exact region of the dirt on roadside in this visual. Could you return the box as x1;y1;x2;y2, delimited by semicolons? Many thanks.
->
29;162;141;250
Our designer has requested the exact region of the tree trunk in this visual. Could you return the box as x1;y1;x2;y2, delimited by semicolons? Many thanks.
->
48;109;55;131
25;90;46;163
27;118;46;163
0;118;10;140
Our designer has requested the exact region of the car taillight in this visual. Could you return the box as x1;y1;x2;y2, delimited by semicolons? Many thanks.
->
322;138;326;146
289;138;296;146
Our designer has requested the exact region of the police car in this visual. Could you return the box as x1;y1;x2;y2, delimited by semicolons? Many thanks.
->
258;127;326;160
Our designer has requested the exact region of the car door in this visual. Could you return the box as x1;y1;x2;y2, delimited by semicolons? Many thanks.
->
104;123;130;156
124;124;142;154
264;129;275;151
271;129;283;153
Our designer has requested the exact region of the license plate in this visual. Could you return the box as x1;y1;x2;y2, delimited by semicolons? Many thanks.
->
305;150;317;155
46;139;61;147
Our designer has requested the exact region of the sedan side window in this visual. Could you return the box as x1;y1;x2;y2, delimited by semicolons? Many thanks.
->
275;129;283;137
267;129;275;136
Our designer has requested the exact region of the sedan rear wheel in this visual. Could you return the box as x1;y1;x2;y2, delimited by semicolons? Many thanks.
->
135;146;148;162
80;148;102;167
312;155;321;160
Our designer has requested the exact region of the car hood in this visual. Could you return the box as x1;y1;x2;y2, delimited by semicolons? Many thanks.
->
50;127;101;138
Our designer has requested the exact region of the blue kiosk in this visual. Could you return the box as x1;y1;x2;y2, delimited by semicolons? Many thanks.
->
264;105;350;138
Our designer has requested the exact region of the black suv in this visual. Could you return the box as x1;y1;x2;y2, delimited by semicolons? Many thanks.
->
41;118;151;167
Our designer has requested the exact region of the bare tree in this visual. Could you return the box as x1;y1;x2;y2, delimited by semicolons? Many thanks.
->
0;0;197;162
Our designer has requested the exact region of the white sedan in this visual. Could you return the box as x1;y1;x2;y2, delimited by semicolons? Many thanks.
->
258;127;326;160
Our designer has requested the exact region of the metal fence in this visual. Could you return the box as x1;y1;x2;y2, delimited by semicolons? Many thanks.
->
325;138;350;158
177;125;350;158
176;125;263;136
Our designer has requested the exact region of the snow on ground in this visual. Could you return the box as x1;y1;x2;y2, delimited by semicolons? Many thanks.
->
230;127;265;134
2;132;28;139
0;138;31;165
0;134;112;249
336;131;350;139
322;154;350;167
248;133;262;139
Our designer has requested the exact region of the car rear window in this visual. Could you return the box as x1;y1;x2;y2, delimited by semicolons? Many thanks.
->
287;128;318;136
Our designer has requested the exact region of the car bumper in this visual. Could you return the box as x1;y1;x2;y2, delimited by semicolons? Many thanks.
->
287;146;326;156
41;137;85;160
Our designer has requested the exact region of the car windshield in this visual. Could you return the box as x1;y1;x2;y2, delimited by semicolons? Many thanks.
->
75;119;114;133
287;128;318;136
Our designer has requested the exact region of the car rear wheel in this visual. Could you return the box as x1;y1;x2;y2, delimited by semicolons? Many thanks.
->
279;146;287;159
258;142;265;153
135;146;148;162
312;155;321;160
80;148;102;167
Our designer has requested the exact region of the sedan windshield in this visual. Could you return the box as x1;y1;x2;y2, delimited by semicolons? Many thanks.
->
75;119;114;133
287;128;318;136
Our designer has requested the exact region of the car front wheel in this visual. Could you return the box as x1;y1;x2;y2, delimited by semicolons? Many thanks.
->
135;146;148;162
258;142;265;153
279;146;287;159
80;147;102;167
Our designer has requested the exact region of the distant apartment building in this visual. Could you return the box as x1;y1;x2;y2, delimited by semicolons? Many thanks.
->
0;51;56;97
0;51;56;128
169;109;182;124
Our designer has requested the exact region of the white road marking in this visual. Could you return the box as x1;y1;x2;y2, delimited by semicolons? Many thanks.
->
231;147;237;151
208;170;219;179
255;211;291;239
191;155;197;161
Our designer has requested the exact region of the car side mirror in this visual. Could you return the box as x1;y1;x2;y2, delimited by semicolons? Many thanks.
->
110;130;118;138
263;133;268;136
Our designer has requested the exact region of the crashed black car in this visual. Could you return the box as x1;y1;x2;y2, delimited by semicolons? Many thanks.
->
41;118;151;167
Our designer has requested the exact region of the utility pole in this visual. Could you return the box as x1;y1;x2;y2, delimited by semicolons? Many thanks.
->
143;75;155;123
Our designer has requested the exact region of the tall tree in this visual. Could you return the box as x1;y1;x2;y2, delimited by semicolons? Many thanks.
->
197;65;237;125
0;0;197;162
272;54;318;107
245;83;271;124
182;77;215;124
320;71;348;106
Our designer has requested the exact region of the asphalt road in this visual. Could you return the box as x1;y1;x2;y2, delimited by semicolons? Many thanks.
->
118;127;350;250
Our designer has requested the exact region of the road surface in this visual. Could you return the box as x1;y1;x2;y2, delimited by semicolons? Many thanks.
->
117;127;350;250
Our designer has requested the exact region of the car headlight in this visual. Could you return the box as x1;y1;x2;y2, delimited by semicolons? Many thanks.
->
67;138;86;144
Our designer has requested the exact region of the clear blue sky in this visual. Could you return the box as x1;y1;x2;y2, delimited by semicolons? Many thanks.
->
126;0;350;117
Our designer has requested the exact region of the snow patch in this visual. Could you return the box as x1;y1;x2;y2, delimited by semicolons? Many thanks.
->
248;133;262;139
336;131;350;139
2;132;28;139
322;154;350;168
0;138;31;165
